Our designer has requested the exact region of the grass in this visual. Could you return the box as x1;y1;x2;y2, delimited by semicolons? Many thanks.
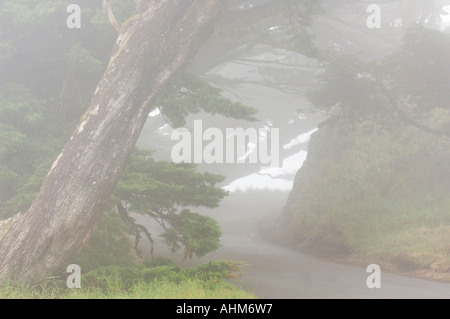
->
0;260;256;299
0;279;254;299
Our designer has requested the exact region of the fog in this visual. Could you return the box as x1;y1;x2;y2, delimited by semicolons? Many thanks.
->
134;0;450;298
0;0;449;299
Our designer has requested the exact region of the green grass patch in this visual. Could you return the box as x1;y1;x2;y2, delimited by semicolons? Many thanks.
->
0;260;255;299
0;279;254;299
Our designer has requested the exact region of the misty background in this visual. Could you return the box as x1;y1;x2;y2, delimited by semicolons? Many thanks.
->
0;0;449;298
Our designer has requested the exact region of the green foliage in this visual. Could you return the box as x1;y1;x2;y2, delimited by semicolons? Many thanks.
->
0;84;61;217
0;1;116;217
0;259;251;299
71;148;225;268
157;73;258;127
82;260;243;292
0;124;26;162
0;276;254;299
0;84;46;134
64;43;104;78
143;256;175;268
116;149;227;212
71;210;138;273
0;0;63;29
161;210;221;259
82;264;148;291
114;149;225;260
182;260;243;281
1;159;54;216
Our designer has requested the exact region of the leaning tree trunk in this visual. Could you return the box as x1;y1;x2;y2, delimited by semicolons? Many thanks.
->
0;0;225;283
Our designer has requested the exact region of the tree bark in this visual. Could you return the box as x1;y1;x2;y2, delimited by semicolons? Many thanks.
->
0;0;225;283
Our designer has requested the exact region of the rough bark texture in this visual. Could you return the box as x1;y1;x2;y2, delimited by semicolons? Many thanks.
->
0;0;225;283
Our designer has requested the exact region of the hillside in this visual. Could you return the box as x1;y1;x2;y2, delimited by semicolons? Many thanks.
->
280;115;450;280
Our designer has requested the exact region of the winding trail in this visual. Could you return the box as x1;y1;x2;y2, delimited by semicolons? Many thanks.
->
139;191;450;299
